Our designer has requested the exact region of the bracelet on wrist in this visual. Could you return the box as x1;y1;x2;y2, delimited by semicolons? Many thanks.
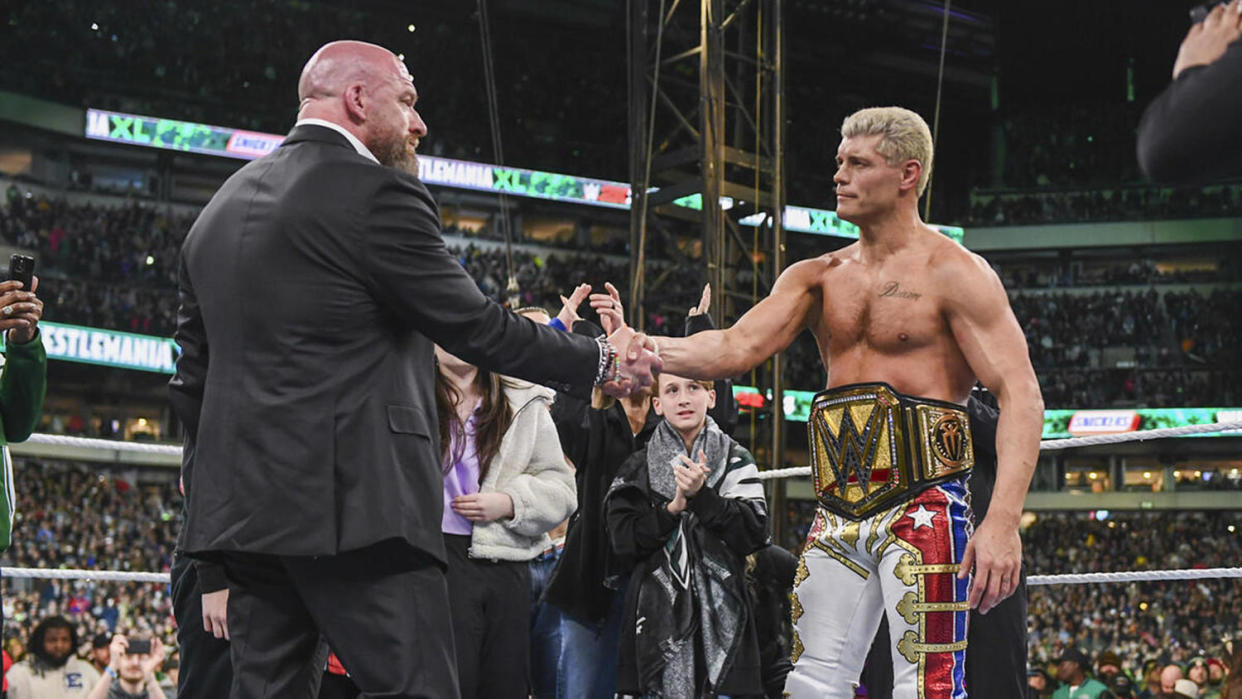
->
105;667;118;679
594;337;620;385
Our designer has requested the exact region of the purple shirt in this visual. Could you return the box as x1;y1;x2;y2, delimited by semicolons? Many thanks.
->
441;404;482;535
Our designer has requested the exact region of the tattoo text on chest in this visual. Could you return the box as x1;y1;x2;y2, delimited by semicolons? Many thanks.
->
879;281;921;300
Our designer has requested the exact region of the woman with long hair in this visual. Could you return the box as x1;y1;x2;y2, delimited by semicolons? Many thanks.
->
435;344;576;699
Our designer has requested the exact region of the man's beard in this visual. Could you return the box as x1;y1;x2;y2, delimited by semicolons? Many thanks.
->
370;133;418;175
34;648;71;669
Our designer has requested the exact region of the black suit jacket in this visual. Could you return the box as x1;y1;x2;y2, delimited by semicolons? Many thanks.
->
170;124;600;564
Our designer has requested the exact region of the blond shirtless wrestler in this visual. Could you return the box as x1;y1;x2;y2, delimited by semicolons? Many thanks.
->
597;107;1043;698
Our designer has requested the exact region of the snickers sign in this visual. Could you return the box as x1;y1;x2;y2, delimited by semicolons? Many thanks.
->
1068;410;1141;436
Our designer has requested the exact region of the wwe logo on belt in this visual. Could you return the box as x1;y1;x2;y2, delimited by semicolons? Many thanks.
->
815;403;884;495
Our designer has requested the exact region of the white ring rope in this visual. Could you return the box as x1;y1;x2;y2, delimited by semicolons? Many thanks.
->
1025;567;1242;586
16;420;1242;464
4;565;1240;587
3;567;170;583
24;433;183;456
756;419;1242;480
1036;420;1242;451
5;422;1239;586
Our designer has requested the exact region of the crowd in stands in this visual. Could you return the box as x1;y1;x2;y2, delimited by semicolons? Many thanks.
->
1;461;180;676
968;184;1242;226
3;188;1240;408
6;461;1236;696
1011;288;1242;407
997;258;1241;290
1025;511;1240;696
964;99;1242;225
2;1;628;183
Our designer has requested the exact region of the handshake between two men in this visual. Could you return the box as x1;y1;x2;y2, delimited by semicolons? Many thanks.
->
550;280;696;400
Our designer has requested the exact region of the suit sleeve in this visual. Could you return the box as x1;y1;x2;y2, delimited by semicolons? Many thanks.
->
1137;38;1242;182
605;452;679;560
0;331;47;442
195;560;229;594
362;174;601;398
169;254;207;494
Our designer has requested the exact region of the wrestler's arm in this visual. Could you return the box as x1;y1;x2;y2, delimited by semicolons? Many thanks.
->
657;258;824;380
941;252;1044;613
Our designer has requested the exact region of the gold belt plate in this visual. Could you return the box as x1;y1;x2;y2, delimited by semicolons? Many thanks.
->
808;384;973;519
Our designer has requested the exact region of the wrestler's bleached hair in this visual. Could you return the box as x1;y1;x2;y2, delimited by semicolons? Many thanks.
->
841;106;934;197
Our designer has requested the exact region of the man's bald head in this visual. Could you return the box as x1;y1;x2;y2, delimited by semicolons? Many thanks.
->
298;41;402;106
1161;664;1184;692
295;40;425;172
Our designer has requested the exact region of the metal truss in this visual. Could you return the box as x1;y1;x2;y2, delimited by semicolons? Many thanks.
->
628;0;789;536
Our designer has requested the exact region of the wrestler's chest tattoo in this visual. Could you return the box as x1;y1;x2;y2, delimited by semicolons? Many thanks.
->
878;281;922;300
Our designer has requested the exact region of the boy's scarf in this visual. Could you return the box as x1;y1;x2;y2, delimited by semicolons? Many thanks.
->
632;416;758;696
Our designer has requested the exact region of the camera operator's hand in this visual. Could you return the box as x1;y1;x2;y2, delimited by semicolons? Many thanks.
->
0;276;42;344
1174;0;1242;79
108;635;128;672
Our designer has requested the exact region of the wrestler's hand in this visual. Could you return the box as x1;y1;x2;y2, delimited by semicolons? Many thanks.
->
202;588;230;640
958;516;1022;615
557;283;592;329
0;277;43;344
596;325;661;399
1174;0;1242;79
688;283;711;317
675;451;709;497
589;282;625;335
452;492;515;522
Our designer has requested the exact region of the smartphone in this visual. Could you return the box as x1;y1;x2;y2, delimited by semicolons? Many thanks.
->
126;638;152;655
8;254;34;291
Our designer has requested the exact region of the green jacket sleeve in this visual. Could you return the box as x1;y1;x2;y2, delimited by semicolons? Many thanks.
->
0;330;48;443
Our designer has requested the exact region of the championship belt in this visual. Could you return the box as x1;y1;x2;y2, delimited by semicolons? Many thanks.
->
807;382;973;520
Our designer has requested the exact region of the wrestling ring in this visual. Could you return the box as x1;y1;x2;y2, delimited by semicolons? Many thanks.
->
4;419;1242;588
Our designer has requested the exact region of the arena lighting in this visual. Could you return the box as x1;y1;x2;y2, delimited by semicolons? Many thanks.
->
83;108;963;242
1145;472;1153;479
1230;525;1237;533
407;24;416;32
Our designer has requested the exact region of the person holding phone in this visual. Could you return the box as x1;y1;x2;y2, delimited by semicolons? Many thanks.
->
0;254;47;642
1137;0;1242;182
86;635;168;699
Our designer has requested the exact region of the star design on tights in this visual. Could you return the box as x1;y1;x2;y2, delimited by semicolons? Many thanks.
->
907;504;937;530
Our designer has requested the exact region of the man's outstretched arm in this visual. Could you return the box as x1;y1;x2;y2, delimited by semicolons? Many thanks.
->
654;258;825;380
942;253;1044;615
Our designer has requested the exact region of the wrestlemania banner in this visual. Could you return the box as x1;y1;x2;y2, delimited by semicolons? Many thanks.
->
83;108;964;243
